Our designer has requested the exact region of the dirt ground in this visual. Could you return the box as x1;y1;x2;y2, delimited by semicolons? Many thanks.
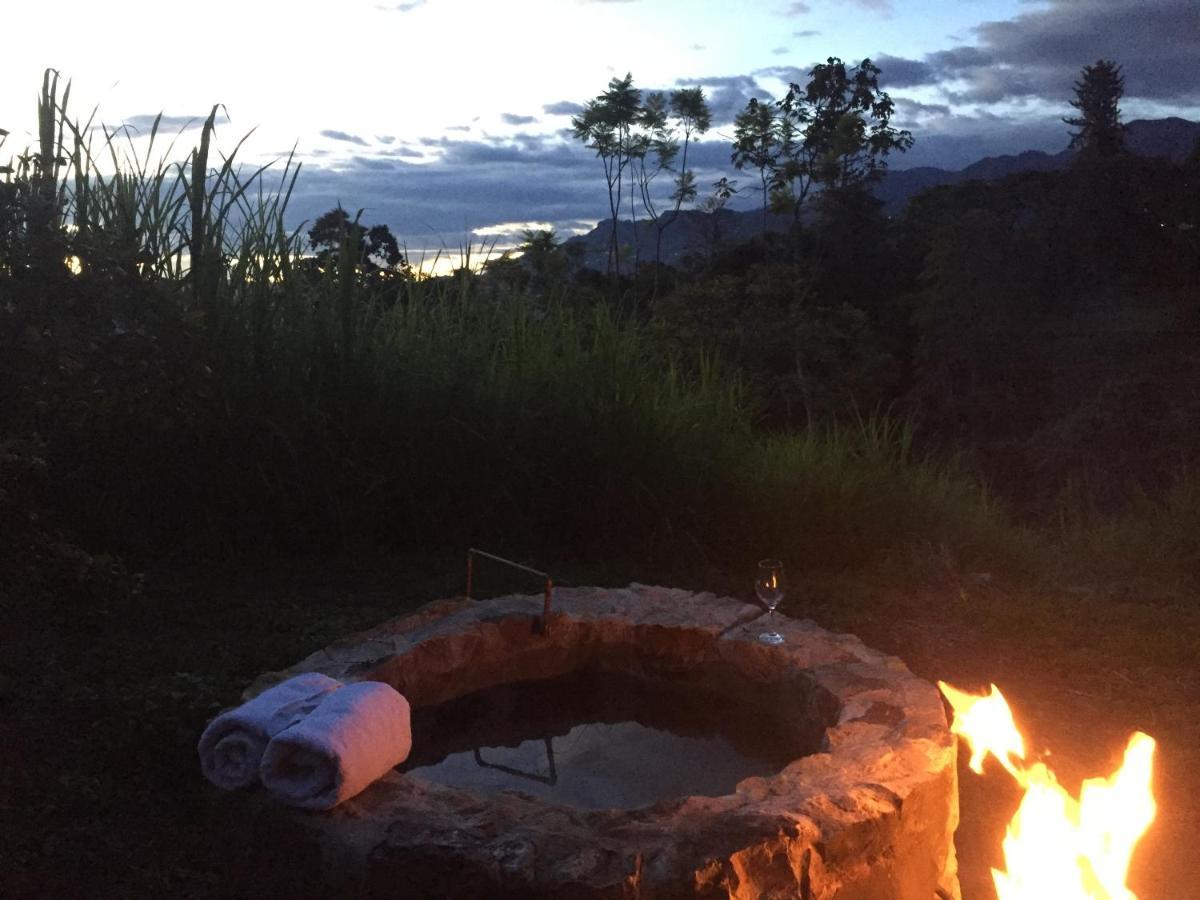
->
2;559;1195;898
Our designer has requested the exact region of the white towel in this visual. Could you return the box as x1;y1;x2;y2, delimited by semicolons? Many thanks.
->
198;672;343;791
260;681;412;810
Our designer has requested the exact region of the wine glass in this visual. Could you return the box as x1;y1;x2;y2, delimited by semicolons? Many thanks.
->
756;559;785;645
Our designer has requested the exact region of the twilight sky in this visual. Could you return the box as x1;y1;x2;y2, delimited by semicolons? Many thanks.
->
3;0;1198;266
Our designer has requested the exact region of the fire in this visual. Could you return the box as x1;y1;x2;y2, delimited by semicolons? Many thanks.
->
938;681;1157;900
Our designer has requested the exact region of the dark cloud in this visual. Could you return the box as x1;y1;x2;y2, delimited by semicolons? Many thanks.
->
280;130;755;257
892;97;952;122
898;112;1068;169
781;2;810;14
873;54;936;89
543;100;584;116
501;113;539;126
287;137;595;252
792;30;819;38
772;46;789;56
350;155;413;171
759;63;829;85
678;75;774;125
876;0;1200;105
320;129;369;146
377;135;396;145
280;0;1199;260
108;112;229;134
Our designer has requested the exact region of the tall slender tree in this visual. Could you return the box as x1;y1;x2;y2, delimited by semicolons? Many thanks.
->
572;73;642;281
631;87;712;297
631;91;674;291
731;98;779;237
1064;59;1127;158
662;88;712;266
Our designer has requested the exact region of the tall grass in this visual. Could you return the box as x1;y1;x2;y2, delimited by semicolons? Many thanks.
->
1;71;1030;575
1056;470;1200;583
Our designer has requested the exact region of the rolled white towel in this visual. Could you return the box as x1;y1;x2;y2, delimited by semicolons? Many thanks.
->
198;672;343;791
260;681;412;810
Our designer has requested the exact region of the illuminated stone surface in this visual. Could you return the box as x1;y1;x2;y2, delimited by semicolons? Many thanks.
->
239;585;960;899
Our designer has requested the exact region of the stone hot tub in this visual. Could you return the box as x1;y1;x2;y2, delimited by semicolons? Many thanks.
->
241;585;960;898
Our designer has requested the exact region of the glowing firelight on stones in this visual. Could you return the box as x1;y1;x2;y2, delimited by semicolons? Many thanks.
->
938;680;1157;900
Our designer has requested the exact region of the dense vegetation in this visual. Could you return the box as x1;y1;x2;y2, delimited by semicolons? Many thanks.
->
2;66;1199;606
2;64;1198;899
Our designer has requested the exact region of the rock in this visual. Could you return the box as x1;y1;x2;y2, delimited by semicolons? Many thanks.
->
236;585;960;899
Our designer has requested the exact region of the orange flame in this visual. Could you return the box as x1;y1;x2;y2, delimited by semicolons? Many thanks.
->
938;681;1156;900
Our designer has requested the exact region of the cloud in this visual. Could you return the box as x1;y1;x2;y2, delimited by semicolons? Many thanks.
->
108;112;229;134
280;129;754;258
501;113;539;126
890;98;953;131
893;98;952;120
873;54;937;89
472;220;555;239
772;46;789;56
678;74;774;125
376;0;425;11
543;100;584;116
781;2;810;14
377;135;396;145
898;111;1068;169
320;129;369;146
287;136;597;252
792;30;819;38
875;0;1200;105
691;43;706;51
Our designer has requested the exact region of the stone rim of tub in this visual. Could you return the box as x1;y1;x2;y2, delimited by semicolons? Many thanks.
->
240;584;961;899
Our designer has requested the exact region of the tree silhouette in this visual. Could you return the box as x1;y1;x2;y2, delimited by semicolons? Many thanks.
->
308;207;404;271
731;98;779;237
572;73;642;282
630;87;712;297
773;57;912;221
1064;59;1127;158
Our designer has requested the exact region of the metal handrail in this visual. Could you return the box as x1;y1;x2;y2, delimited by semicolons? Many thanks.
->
472;737;558;786
465;548;554;634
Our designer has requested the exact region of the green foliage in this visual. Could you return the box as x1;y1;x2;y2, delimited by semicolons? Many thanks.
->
789;58;912;191
572;73;643;280
308;206;406;271
731;98;779;234
5;68;1200;589
731;57;913;228
650;261;899;427
1057;470;1200;582
574;75;712;297
901;157;1200;511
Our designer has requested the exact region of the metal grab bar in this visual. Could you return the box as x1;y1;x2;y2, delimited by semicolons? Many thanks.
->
465;548;554;635
472;737;558;786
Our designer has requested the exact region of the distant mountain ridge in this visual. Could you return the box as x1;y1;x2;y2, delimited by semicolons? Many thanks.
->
564;117;1200;270
875;117;1200;212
